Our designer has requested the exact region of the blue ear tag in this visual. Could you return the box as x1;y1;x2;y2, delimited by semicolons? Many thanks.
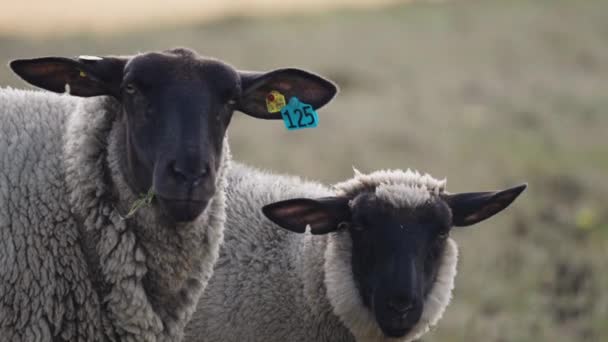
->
280;97;319;130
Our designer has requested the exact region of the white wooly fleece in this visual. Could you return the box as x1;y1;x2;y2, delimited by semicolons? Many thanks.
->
0;88;227;342
336;168;447;202
186;165;459;342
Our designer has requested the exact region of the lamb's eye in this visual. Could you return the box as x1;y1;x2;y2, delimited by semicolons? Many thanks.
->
124;83;137;95
351;214;370;232
337;221;351;231
351;224;366;232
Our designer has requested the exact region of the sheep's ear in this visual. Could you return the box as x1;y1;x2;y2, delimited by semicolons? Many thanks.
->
9;56;126;97
262;197;350;235
443;184;527;227
237;68;338;119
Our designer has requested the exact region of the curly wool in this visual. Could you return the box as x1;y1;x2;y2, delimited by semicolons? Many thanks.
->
186;164;457;342
0;89;228;341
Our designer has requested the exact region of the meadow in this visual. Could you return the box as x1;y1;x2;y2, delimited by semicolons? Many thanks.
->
1;0;606;340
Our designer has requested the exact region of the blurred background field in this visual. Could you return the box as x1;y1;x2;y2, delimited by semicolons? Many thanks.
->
1;0;607;340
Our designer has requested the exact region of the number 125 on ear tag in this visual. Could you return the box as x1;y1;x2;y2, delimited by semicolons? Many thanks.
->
281;97;319;131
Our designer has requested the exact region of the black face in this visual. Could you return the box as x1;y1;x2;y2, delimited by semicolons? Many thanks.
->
262;182;526;338
348;193;451;337
118;51;239;221
10;48;338;223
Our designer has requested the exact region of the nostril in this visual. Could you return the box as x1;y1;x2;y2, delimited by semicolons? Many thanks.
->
169;161;211;184
192;165;210;186
199;165;210;178
170;161;187;181
388;296;414;314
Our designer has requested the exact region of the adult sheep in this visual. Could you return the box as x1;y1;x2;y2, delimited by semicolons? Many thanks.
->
186;164;526;341
0;48;337;342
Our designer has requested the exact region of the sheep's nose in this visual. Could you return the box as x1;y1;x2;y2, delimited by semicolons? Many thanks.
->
169;161;210;185
387;295;415;314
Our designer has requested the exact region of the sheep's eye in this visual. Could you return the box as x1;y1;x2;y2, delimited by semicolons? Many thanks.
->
337;221;351;231
351;214;370;232
220;86;239;106
351;224;366;232
437;231;449;240
124;83;137;95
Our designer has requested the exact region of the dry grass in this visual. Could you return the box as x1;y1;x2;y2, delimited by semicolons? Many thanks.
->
1;0;607;340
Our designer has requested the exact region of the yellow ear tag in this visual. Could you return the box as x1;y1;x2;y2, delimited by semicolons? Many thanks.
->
265;90;286;113
79;71;87;78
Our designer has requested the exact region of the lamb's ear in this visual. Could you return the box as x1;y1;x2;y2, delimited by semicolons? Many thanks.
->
262;197;350;235
443;184;527;227
237;68;338;119
9;56;126;97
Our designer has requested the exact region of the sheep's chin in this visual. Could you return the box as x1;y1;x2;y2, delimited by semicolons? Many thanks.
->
156;197;210;223
325;233;458;341
373;303;423;339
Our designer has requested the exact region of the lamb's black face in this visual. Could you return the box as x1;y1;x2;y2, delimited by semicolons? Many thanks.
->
262;181;525;339
348;193;451;337
10;48;338;223
119;50;238;222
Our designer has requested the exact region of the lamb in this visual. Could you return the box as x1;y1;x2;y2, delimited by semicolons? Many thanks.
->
0;48;337;342
185;164;526;341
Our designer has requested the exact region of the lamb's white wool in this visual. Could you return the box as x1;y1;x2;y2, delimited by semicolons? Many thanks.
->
404;238;458;342
186;164;459;342
325;233;458;342
375;183;431;208
335;168;446;199
324;232;384;341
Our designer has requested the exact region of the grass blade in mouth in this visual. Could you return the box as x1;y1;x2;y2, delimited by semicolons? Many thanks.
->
123;187;155;220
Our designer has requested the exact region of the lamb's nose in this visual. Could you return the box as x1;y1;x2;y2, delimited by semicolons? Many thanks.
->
169;161;210;185
387;295;414;314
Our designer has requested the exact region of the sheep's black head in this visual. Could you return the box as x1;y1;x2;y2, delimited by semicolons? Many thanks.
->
10;48;337;223
263;174;526;339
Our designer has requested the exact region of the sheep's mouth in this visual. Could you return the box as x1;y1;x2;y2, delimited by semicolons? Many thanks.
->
377;318;413;338
374;299;422;338
156;196;210;222
381;327;409;338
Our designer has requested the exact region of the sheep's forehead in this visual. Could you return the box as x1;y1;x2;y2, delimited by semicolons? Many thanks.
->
125;49;236;83
374;183;434;208
126;52;196;80
335;168;447;209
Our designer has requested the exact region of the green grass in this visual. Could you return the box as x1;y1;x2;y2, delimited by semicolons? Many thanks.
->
1;0;607;340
